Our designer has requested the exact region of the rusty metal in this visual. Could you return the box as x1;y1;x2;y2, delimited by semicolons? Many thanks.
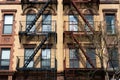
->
71;34;95;68
71;0;95;34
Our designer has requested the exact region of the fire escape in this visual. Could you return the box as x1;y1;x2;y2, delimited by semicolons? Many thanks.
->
63;0;105;80
14;0;57;80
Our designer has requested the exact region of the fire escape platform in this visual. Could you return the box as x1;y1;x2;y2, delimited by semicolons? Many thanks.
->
0;70;15;76
16;68;56;71
64;68;105;80
63;0;99;4
64;68;105;77
64;31;101;36
21;0;58;4
65;68;104;71
19;31;57;36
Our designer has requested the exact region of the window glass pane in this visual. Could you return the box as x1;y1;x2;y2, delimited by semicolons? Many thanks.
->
42;60;50;68
69;49;79;68
70;49;78;59
26;14;36;32
3;25;12;34
3;15;13;34
70;60;79;68
1;49;10;59
43;15;51;22
85;15;93;31
1;49;10;68
105;14;115;34
4;15;13;24
69;15;78;31
86;48;96;68
108;48;118;68
25;48;34;67
41;49;51;68
42;49;50;59
42;25;51;31
42;15;51;31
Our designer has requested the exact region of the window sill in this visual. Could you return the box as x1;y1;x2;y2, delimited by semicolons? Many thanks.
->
1;34;12;36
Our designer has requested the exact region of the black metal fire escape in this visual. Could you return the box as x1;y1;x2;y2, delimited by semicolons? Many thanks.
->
19;0;56;68
69;0;100;68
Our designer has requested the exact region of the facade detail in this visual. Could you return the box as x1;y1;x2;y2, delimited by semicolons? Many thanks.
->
0;0;120;80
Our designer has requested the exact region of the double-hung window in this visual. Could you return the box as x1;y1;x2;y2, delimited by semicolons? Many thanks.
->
41;49;51;68
24;48;34;68
69;15;78;31
26;14;36;32
105;14;115;34
69;49;79;68
108;48;118;69
84;15;94;31
1;48;10;70
42;15;51;32
3;14;13;34
86;48;96;68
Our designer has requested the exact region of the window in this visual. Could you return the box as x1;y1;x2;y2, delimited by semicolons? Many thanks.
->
69;15;78;31
1;48;10;70
3;14;13;34
86;48;96;68
84;15;94;31
26;14;36;32
41;49;51;68
42;15;51;32
24;48;34;68
108;48;118;68
105;14;115;34
69;49;79;68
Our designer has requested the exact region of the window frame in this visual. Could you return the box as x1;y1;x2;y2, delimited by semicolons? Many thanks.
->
102;9;117;35
68;15;78;31
108;48;119;69
24;48;34;68
26;14;36;32
86;48;96;68
3;14;14;34
105;13;116;34
69;49;79;68
41;49;51;69
84;14;94;31
42;15;52;32
0;48;11;70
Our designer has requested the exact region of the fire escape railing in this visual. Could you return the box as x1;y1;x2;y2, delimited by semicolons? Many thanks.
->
18;0;57;69
25;0;51;33
71;0;95;34
23;34;50;68
64;0;98;68
19;20;56;33
16;56;57;70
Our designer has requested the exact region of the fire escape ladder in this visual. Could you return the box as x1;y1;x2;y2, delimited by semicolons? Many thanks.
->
71;0;95;34
25;0;51;33
71;34;95;68
23;33;50;68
